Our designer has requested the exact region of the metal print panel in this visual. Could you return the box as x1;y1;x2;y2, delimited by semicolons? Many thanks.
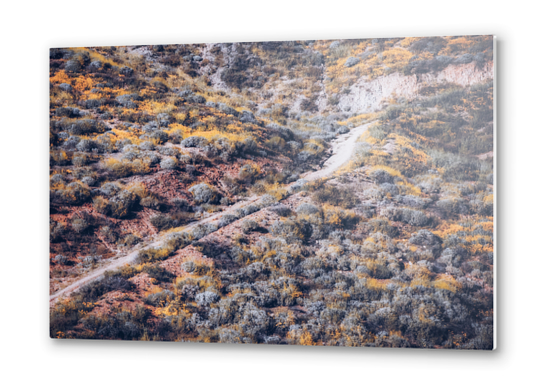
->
50;36;495;349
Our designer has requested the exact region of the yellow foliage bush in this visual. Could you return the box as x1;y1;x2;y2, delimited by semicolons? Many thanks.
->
73;75;95;93
103;158;150;178
110;128;143;146
433;275;462;293
299;331;315;346
50;69;71;84
266;183;288;201
70;47;123;68
321;204;357;228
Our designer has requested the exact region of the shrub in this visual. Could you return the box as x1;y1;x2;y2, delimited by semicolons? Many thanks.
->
181;136;209;148
100;182;122;196
220;196;231;205
195;291;220;307
297;151;313;162
119;66;134;76
81;255;102;267
56;107;80;118
218;214;237;228
99;226;117;243
238;163;260;184
55;182;90;205
321;307;347;324
370;169;395;184
270;218;312;244
241;137;258;154
187;94;206;104
288;179;308;193
439;247;464;267
140;195;161;210
242;219;259;233
288;141;302;151
103;158;150;178
65;59;81;72
235;204;260;219
436;198;470;217
150;214;175;231
50;151;70;165
157;146;179;157
321;205;359;229
172;198;191;211
180;284;199;300
71;217;89;233
160;156;178;170
399;195;428;209
121;234;141;247
264;336;281;344
218;103;239;117
219;328;242;344
76;139;100;153
295;203;319;215
408;229;442;246
143;121;159;133
269;204;292;217
169;129;184;144
401;209;430;226
141;153;159;168
265;136;287;151
191;223;218;240
150;130;169;144
429;150;480;181
94;189;138;218
54;254;68;265
368;218;398;237
312;185;359;208
116;94;139;108
58;83;72;92
72;153;90;167
145;290;175;306
68;119;107;136
189;183;218;204
85;99;103;109
88;60;104;72
239;303;270;338
380;183;399;196
50;222;67;242
240;110;256;123
60;136;80;150
78;275;132;302
136;245;174;264
50;173;65;186
156;113;171;126
381;206;429;226
409;229;442;256
177;155;193;166
486;173;493;185
344;57;360;67
93;196;110;215
109;190;138;218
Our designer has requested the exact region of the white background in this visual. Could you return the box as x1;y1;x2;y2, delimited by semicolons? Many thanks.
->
1;1;540;382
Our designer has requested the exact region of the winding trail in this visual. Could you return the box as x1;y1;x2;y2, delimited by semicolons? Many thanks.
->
304;123;370;181
49;122;371;304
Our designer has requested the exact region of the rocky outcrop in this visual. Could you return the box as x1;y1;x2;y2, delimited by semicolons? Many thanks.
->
332;61;494;113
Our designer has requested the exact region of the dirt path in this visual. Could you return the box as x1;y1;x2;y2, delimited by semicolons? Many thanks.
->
49;122;371;304
49;195;260;303
304;122;371;180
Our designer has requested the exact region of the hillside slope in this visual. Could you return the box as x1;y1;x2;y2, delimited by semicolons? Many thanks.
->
50;36;494;349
